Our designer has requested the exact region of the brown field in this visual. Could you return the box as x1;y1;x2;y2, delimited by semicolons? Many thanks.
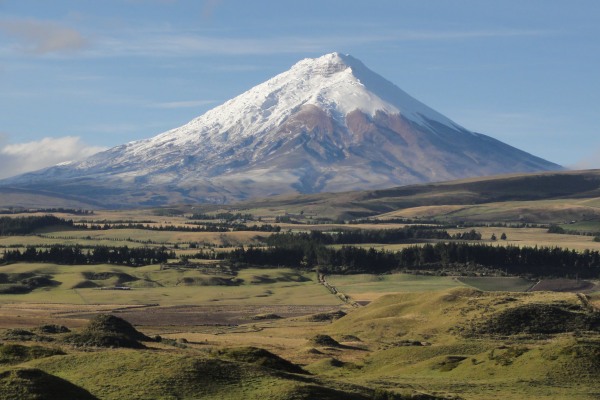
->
0;302;344;330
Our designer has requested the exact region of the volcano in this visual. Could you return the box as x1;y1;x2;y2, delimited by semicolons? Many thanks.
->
0;53;561;207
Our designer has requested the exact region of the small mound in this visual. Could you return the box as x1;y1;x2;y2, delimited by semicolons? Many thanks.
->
310;334;341;347
0;368;98;400
71;280;99;289
213;346;306;374
0;344;65;365
470;303;600;336
307;310;346;322
250;313;282;320
304;347;323;355
84;314;150;341
63;314;151;349
37;325;71;334
3;328;53;342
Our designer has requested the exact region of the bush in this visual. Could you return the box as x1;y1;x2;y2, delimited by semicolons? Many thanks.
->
548;225;566;234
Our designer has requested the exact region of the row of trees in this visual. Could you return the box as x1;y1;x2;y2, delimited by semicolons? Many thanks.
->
1;245;174;266
225;241;600;278
188;212;254;221
0;215;281;235
0;208;93;215
264;227;479;247
0;216;74;235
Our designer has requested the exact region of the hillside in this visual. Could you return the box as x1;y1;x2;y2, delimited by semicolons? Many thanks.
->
239;169;600;222
1;288;598;399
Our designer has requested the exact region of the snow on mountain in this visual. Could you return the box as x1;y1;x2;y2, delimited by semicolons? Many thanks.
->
0;52;562;207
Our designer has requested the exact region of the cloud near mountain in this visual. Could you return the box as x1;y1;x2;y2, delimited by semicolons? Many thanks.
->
0;136;105;179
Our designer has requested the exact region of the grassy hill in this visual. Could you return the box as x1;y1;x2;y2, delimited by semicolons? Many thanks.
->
238;169;600;222
0;286;598;399
318;288;600;399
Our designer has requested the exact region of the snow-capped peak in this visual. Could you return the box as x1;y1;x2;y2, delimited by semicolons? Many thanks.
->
133;52;461;153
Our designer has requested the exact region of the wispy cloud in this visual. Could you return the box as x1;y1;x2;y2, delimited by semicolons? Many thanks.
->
86;27;553;58
0;136;105;179
0;18;89;55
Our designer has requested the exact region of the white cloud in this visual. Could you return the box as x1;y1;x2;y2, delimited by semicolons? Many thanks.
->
0;136;106;179
0;18;88;55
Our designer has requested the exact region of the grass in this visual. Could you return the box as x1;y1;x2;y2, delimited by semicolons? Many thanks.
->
325;274;466;301
559;220;600;232
1;199;600;399
321;289;600;399
26;350;381;400
0;264;341;307
0;285;598;399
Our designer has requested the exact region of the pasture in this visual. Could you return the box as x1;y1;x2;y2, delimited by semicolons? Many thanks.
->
1;205;599;400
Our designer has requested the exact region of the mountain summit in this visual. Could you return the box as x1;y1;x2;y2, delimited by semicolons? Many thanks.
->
2;53;561;207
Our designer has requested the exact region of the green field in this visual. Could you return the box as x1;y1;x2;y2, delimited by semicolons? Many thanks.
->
0;264;340;307
326;273;466;301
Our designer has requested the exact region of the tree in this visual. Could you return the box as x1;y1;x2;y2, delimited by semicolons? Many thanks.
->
500;232;507;240
490;233;497;241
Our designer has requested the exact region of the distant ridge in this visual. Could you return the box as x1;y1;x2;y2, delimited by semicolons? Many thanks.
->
238;169;600;221
0;53;561;208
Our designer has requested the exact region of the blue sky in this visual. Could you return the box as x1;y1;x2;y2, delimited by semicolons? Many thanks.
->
0;0;599;178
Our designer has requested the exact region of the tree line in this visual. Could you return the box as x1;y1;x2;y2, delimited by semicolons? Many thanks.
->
0;215;280;235
224;239;600;278
188;212;254;221
1;245;174;266
0;216;74;235
264;227;480;246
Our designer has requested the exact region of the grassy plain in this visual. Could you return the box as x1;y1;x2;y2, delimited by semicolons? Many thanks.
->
2;177;600;400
